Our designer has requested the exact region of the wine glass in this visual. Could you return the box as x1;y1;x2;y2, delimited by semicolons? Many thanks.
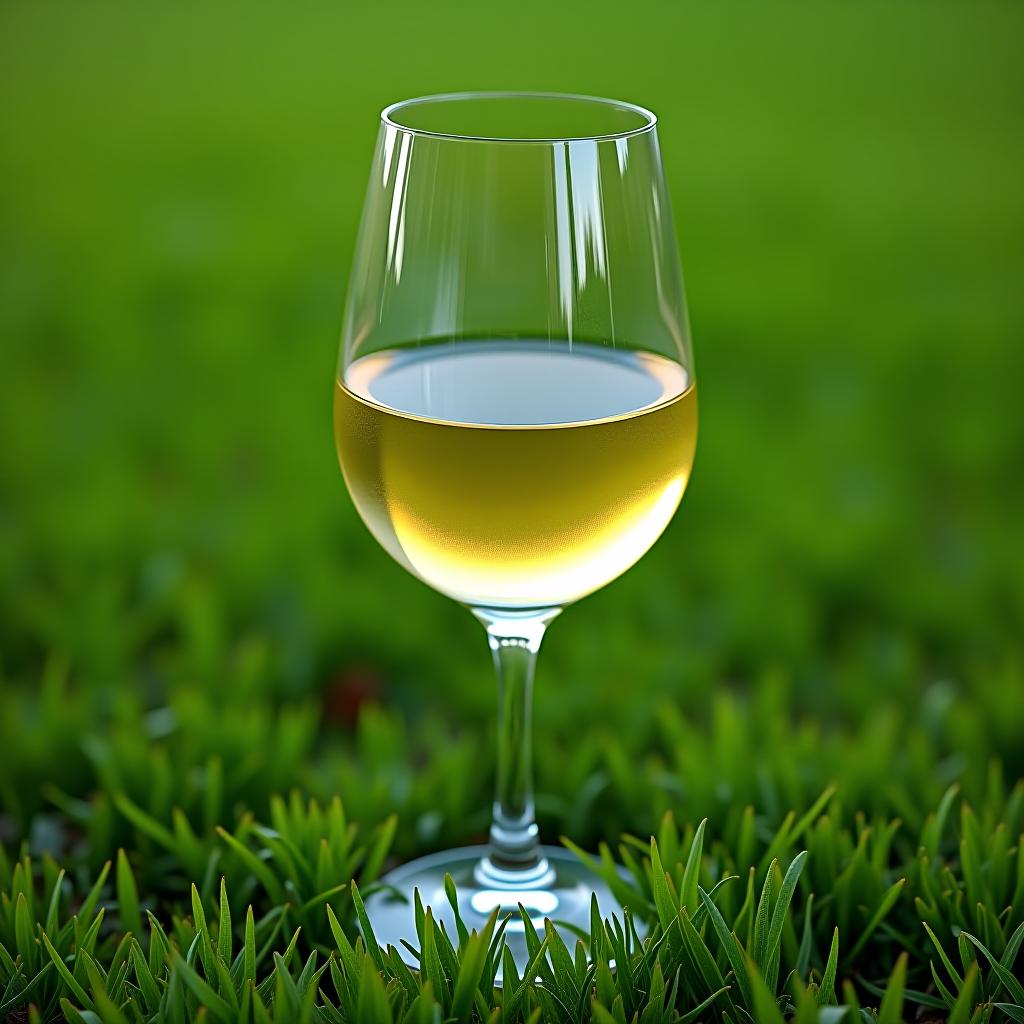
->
334;92;697;976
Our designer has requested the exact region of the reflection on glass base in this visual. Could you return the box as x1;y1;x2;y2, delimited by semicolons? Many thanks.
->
362;845;645;985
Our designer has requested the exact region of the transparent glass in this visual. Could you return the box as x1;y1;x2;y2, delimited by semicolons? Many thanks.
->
334;92;697;978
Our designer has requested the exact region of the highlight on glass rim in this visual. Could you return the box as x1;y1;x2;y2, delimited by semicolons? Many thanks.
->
2;4;1022;1021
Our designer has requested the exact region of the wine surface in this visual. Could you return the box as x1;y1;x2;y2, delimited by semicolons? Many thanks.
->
334;340;697;609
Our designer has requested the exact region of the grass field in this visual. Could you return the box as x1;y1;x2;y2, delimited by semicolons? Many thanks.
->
1;1;1023;1020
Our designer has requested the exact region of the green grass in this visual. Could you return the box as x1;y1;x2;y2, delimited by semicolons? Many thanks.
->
2;779;1023;1020
1;0;1023;1019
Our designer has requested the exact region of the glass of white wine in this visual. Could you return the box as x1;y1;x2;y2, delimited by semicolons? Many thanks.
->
334;92;697;975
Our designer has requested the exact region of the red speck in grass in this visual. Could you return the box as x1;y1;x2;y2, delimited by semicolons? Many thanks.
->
323;665;382;727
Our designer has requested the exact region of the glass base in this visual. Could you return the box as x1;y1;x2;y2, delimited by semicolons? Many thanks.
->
362;845;644;985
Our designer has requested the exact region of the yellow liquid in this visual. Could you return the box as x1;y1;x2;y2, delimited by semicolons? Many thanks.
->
334;340;697;609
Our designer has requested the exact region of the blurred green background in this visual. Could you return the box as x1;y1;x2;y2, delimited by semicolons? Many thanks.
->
1;0;1022;851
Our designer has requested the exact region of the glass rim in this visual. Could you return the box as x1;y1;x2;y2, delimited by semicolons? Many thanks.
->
380;91;658;145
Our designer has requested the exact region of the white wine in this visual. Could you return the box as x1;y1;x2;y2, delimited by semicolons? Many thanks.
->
334;340;697;609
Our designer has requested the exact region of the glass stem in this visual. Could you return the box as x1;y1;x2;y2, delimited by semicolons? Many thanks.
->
473;608;560;888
